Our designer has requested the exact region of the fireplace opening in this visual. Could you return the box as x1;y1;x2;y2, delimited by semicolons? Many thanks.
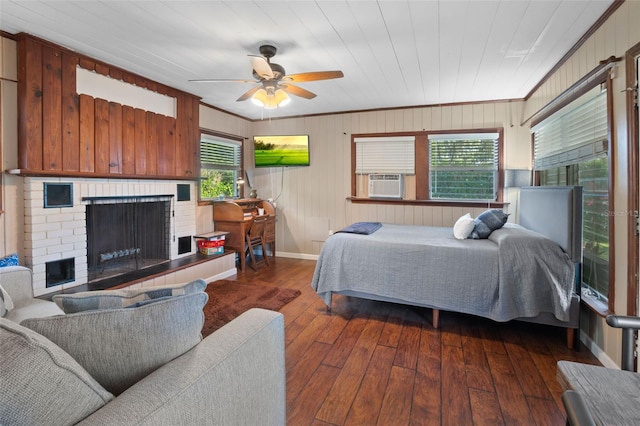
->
46;258;75;288
85;195;173;283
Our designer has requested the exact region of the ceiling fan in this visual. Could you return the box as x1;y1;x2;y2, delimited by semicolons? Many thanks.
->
189;44;344;108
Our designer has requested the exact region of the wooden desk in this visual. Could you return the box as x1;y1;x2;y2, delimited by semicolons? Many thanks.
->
212;199;276;271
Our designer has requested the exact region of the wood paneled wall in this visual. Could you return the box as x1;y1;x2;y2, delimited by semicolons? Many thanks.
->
16;34;200;179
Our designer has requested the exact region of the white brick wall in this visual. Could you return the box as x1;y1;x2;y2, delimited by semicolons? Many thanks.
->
24;177;198;296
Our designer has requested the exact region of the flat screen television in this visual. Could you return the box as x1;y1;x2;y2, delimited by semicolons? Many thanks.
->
253;134;310;167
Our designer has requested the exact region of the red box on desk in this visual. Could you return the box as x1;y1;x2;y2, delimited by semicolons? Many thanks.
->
198;239;225;255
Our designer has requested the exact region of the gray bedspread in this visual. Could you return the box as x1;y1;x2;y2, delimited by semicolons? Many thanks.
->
311;223;575;322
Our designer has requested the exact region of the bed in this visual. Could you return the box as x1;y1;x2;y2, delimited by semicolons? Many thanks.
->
311;186;583;348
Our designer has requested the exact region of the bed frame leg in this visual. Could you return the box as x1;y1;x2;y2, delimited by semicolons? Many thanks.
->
432;309;439;329
566;328;575;349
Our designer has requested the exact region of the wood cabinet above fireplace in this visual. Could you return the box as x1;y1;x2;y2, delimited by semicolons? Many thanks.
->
15;34;200;180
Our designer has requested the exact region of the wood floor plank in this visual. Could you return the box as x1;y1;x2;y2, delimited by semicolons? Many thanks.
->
479;321;508;355
526;395;566;426
287;364;341;426
286;341;332;406
285;310;333;372
322;312;370;368
504;339;553;399
377;366;416;425
315;345;377;425
461;321;495;393
469;388;505;426
344;345;396;426
378;311;405;348
441;343;474;425
316;310;352;345
284;308;316;345
439;313;463;348
486;351;536;425
527;349;568;413
411;325;442;425
394;320;421;369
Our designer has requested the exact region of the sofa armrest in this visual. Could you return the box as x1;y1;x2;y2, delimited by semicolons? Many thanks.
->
562;390;596;426
606;314;640;371
77;308;285;426
0;266;34;304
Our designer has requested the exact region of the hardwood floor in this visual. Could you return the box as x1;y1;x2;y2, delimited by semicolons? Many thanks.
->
230;257;601;426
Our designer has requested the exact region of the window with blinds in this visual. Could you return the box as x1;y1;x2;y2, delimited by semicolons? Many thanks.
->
200;133;243;200
533;85;610;303
429;133;499;200
532;87;608;169
354;136;415;174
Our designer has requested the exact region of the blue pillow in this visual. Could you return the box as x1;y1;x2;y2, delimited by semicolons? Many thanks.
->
469;210;510;239
0;253;19;268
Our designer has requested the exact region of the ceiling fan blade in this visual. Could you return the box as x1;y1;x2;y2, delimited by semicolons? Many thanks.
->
284;70;344;82
280;83;317;99
236;86;261;102
249;55;274;80
189;78;257;83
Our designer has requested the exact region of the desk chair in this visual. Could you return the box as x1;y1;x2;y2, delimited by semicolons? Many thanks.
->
558;314;640;425
245;216;270;271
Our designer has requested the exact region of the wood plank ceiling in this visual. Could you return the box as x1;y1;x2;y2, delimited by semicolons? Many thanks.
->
0;0;615;120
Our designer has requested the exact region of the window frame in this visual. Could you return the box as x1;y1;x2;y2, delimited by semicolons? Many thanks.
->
350;129;505;206
530;62;615;316
198;129;244;202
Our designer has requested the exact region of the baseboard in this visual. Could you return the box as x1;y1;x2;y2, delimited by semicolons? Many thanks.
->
204;267;237;283
580;329;618;369
275;251;319;261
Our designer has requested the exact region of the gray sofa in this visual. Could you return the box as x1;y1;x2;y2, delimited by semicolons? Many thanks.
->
0;266;286;425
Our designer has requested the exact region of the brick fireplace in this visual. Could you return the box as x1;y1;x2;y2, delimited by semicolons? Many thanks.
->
23;177;197;297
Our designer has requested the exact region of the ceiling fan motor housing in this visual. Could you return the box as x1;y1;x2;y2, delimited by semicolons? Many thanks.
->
259;44;278;59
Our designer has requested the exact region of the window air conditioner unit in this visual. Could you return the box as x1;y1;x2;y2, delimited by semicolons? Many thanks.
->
368;174;403;198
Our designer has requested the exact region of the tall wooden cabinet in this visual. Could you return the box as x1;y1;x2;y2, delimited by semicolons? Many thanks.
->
212;199;276;271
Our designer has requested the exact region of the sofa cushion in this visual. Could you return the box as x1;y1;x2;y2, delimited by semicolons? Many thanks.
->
22;291;208;395
53;279;207;314
0;318;114;425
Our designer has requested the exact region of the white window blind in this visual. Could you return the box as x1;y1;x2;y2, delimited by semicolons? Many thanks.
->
429;133;499;200
355;136;415;174
200;135;241;170
532;87;608;169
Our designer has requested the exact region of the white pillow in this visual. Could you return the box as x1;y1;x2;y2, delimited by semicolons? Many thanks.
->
453;213;475;240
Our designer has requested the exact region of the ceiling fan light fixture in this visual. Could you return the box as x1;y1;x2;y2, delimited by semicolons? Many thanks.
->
274;88;290;107
251;86;290;109
251;88;268;107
